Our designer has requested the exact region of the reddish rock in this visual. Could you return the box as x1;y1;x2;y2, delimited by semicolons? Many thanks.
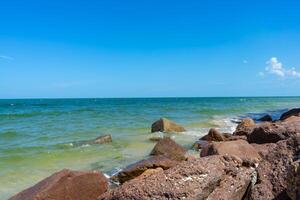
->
280;108;300;120
248;119;300;144
99;155;256;200
201;128;226;141
249;134;300;200
234;118;256;137
200;140;261;163
9;169;108;200
287;160;300;200
151;118;186;133
116;156;178;184
150;137;187;161
226;135;247;141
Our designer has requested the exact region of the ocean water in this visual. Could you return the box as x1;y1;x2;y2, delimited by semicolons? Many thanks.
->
0;97;300;199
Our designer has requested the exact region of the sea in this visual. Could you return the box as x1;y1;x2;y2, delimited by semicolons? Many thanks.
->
1;97;300;199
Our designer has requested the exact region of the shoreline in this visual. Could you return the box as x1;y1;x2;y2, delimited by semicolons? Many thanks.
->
7;107;300;200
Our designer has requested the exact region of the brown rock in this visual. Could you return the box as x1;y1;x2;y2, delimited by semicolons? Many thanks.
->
259;114;272;122
116;156;178;184
249;134;300;200
280;108;300;120
151;118;186;133
9;169;108;200
200;140;261;163
150;137;187;161
234;118;256;137
226;135;248;141
248;119;300;144
99;155;256;200
201;128;226;141
287;160;300;200
73;134;112;146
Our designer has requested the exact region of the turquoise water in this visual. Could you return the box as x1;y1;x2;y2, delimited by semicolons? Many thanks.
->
1;97;300;199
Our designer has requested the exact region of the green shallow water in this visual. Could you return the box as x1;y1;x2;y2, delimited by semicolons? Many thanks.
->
0;97;300;199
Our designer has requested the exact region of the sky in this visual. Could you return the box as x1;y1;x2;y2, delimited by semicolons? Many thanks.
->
1;0;300;98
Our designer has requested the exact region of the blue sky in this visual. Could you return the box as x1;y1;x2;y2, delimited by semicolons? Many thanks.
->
1;0;300;98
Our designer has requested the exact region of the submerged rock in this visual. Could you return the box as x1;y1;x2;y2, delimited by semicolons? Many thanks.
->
258;114;272;122
280;108;300;120
201;128;226;141
200;140;261;163
73;134;112;146
99;155;256;200
150;137;187;161
151;118;186;133
9;169;108;200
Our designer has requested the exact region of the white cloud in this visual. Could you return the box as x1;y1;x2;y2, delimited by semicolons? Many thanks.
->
265;57;300;78
0;55;14;61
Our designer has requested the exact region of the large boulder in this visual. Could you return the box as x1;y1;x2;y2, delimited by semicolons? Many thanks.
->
200;140;261;163
99;155;256;200
151;118;186;133
201;128;226;141
248;119;300;144
9;169;108;200
233;118;256;137
280;108;300;120
249;134;300;200
116;156;178;184
150;137;187;161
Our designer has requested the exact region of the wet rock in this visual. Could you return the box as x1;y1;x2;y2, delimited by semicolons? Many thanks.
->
201;128;226;141
73;134;112;146
259;114;272;122
151;118;186;133
116;156;178;184
150;137;187;161
200;140;261;163
99;155;256;200
249;134;300;200
9;169;108;200
192;140;210;151
280;108;300;120
234;118;256;137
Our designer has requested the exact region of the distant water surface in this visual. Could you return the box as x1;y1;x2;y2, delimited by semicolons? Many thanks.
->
0;97;300;199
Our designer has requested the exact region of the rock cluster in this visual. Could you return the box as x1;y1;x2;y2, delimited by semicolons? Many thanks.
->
10;109;300;200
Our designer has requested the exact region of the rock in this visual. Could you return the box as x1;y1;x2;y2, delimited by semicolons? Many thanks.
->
192;140;210;151
248;119;300;144
150;137;187;161
249;134;300;200
151;118;186;133
200;140;261;163
201;128;226;141
233;118;256;137
287;160;300;200
73;134;112;146
9;169;108;200
280;108;300;120
99;155;256;200
116;156;178;184
222;132;233;138
226;135;248;141
259;114;272;122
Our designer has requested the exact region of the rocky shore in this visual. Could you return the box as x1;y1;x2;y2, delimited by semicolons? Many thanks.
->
9;109;300;200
